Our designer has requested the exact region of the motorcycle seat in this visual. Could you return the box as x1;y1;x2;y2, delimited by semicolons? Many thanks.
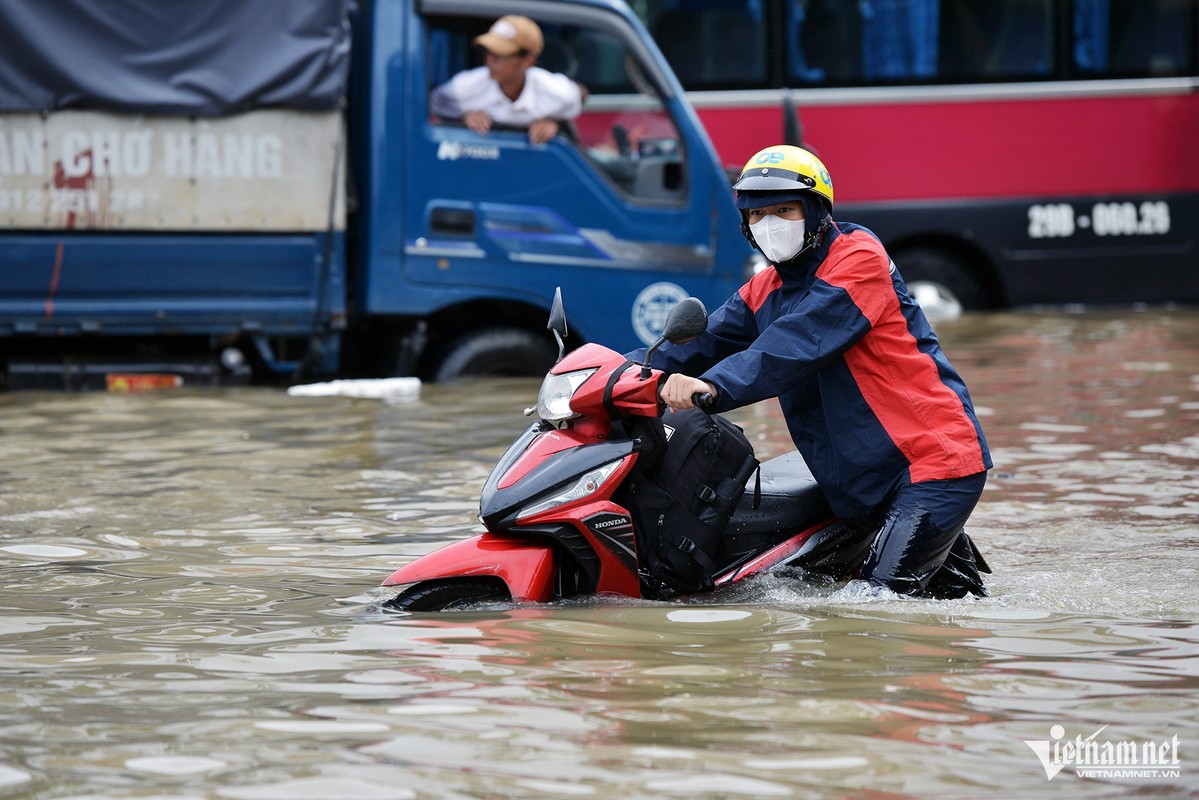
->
725;450;832;540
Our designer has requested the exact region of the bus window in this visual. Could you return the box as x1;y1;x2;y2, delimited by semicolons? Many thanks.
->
1075;0;1197;77
788;0;940;83
652;0;1199;89
939;0;1055;79
639;0;767;87
786;0;1058;85
861;0;940;79
789;0;865;83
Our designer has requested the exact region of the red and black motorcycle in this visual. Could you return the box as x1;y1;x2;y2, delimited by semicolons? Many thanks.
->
380;290;870;611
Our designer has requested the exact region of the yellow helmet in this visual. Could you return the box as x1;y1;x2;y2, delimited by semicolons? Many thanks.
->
733;145;834;211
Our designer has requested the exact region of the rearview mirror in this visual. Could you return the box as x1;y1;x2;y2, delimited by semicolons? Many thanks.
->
547;287;567;360
661;296;707;344
641;297;707;379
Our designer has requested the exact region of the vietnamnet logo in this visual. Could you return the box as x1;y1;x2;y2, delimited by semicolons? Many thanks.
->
1024;724;1181;781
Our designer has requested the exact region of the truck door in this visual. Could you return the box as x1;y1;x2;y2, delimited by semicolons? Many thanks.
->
375;0;750;354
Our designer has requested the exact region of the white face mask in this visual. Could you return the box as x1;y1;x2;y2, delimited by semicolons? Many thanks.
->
749;215;807;263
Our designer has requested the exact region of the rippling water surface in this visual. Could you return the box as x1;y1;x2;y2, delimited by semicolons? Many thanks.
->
1;310;1197;799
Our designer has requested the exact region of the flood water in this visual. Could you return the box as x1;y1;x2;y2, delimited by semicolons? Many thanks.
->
1;309;1197;799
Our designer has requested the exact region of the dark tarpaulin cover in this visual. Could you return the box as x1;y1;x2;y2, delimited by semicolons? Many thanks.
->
0;0;351;115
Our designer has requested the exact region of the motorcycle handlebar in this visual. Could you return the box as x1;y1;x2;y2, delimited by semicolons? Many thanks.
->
655;380;715;411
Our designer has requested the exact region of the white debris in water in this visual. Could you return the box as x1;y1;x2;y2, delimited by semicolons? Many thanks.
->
666;609;753;623
254;720;389;733
0;766;30;787
126;756;228;775
216;777;415;800
287;377;421;403
0;544;88;558
744;755;869;771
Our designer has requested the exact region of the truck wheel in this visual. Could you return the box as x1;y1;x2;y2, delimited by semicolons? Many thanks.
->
383;578;511;612
432;328;556;382
896;248;989;313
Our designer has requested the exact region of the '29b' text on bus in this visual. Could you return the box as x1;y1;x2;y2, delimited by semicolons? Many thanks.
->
633;0;1197;311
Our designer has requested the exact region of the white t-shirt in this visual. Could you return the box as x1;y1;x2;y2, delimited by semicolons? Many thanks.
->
430;66;582;126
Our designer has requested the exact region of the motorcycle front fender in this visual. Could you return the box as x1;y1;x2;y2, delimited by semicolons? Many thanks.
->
381;532;556;603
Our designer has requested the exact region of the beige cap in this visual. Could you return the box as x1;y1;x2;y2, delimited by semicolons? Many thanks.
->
473;15;543;57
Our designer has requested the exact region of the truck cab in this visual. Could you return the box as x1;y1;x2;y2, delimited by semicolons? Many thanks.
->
350;0;755;380
0;0;756;388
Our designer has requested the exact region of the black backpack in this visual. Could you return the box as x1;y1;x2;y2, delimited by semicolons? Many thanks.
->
627;408;759;595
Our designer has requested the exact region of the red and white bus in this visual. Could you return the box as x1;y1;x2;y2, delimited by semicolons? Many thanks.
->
624;0;1198;310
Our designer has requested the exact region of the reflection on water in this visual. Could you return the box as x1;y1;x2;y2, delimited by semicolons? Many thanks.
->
0;310;1196;798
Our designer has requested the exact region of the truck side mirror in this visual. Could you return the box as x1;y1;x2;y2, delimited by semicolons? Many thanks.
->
547;287;568;360
640;297;707;379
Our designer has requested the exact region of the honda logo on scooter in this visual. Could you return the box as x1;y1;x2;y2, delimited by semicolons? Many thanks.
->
591;515;631;530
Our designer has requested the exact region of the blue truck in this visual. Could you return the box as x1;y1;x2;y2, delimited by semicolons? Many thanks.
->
0;0;760;388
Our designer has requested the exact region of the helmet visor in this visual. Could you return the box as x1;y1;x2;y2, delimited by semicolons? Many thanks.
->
734;189;810;210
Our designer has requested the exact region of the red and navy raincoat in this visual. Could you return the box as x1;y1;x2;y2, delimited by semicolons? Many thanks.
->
647;220;992;531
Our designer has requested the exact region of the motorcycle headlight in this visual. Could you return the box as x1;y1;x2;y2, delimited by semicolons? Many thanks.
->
516;459;623;521
535;368;597;421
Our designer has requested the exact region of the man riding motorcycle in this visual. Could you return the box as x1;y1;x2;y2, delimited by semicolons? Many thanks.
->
649;144;992;598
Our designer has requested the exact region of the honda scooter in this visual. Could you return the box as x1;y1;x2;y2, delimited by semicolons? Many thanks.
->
380;290;871;611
